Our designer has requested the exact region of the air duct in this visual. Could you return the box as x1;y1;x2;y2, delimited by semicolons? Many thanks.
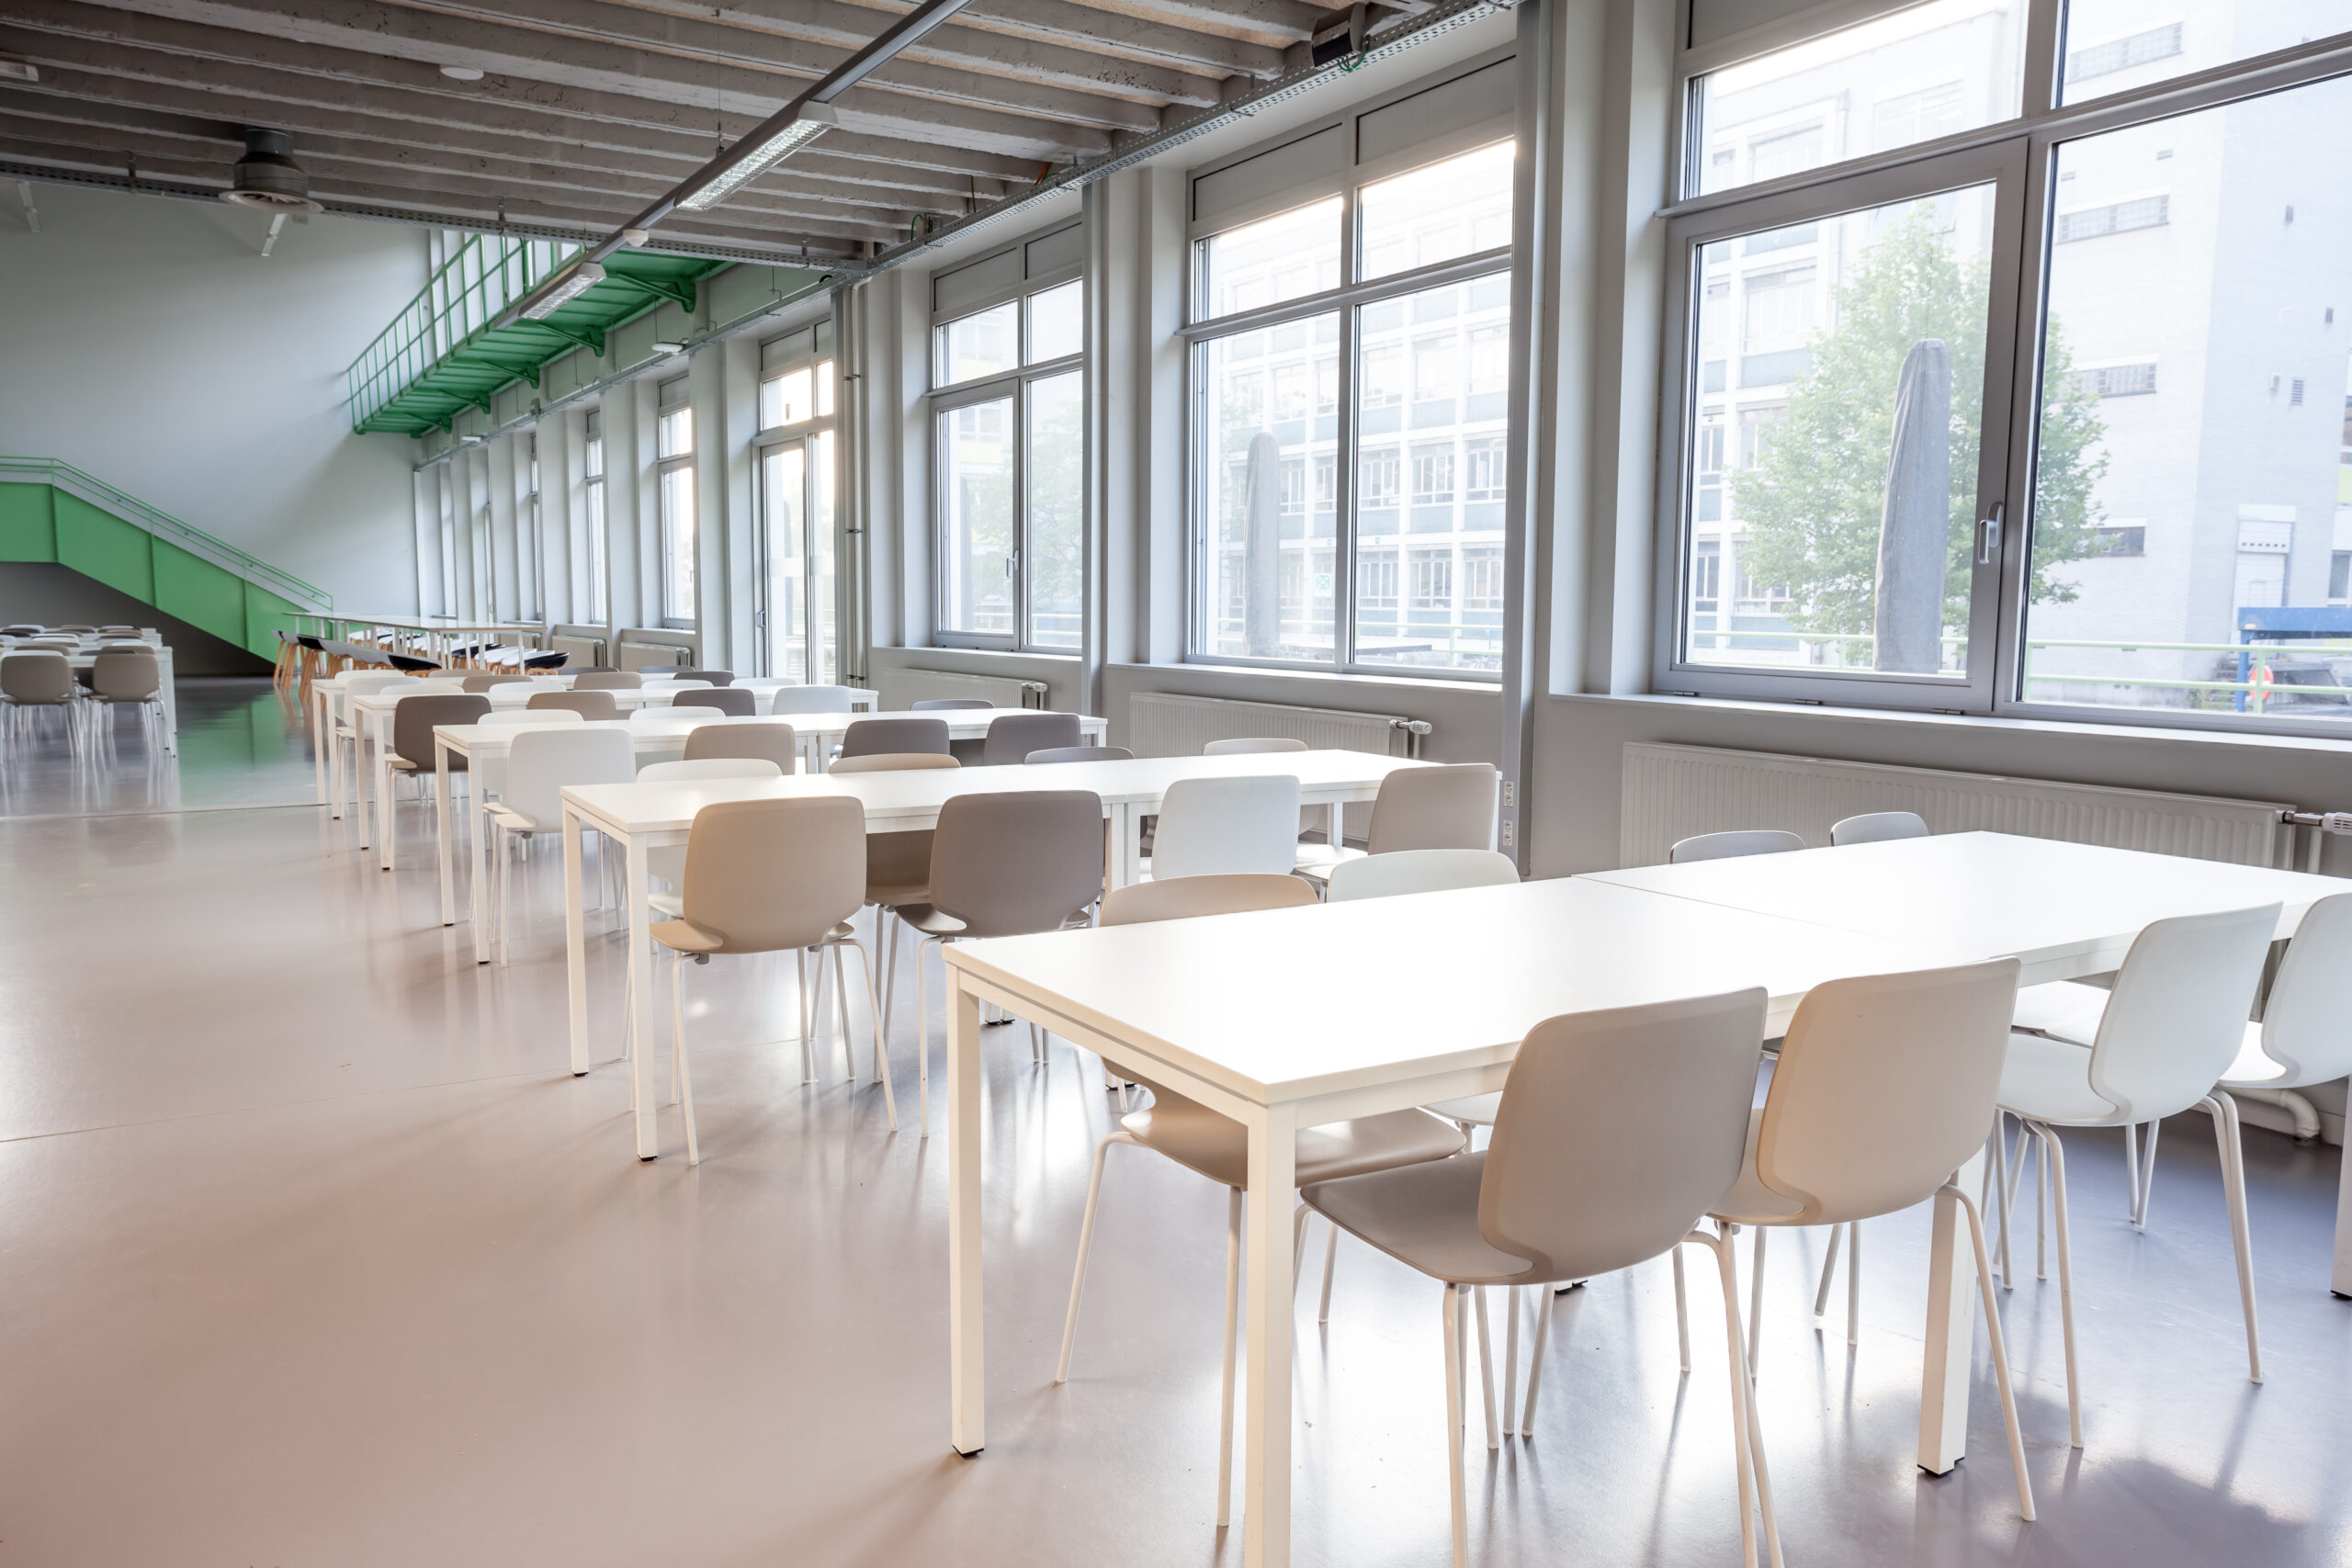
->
219;128;322;214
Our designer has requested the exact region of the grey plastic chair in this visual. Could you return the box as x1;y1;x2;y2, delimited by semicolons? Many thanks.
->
1306;989;1778;1568
528;690;620;720
980;710;1082;765
826;751;962;1041
671;669;733;686
672;687;757;717
650;796;891;1161
683;720;798;769
910;697;992;710
1060;871;1464;1529
387;694;491;806
572;671;642;691
1829;811;1928;846
766;684;857;714
905;790;1105;1129
840;716;950;760
87;648;164;750
1;652;79;747
1027;745;1134;764
1298;761;1500;885
461;673;533;693
1669;829;1804;863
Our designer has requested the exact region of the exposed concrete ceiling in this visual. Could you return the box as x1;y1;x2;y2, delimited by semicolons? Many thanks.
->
0;0;1389;263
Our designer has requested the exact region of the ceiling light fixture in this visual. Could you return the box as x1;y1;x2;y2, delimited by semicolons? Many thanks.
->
676;104;836;211
650;340;688;356
440;65;484;81
0;55;38;83
518;260;605;319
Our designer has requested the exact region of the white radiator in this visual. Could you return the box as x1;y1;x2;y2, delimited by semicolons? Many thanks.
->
1621;743;2292;869
1128;692;1425;759
549;634;604;669
878;668;1046;710
617;637;691;672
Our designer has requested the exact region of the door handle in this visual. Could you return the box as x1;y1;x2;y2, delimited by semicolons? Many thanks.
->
1974;503;2005;567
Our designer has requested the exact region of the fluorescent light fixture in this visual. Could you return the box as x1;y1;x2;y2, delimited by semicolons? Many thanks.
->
0;55;38;83
439;64;484;81
519;261;605;319
677;103;837;212
650;340;688;356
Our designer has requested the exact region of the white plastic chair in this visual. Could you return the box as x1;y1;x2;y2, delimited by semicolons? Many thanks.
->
483;728;638;964
1203;736;1307;756
1328;848;1519;903
1829;811;1928;846
1669;829;1804;863
765;684;857;714
1148;774;1302;879
637;757;786;898
1994;902;2279;1446
480;708;584;727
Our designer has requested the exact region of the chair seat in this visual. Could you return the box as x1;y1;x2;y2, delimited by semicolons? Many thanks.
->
485;803;550;835
867;881;931;908
1710;1110;1805;1225
652;916;857;954
1303;1152;1535;1288
2011;980;2109;1043
1125;1089;1465;1190
896;905;1092;939
1998;1031;2124;1126
1424;1091;1500;1127
1290;842;1363;883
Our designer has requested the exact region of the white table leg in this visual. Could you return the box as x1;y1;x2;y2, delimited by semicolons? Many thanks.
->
312;684;329;805
563;804;590;1075
435;739;457;927
948;975;987;1455
157;652;176;752
626;835;658;1158
356;712;375;850
1329;800;1344;851
1242;1100;1300;1567
2331;1131;2352;1298
471;765;494;963
376;716;396;873
1917;1145;1984;1472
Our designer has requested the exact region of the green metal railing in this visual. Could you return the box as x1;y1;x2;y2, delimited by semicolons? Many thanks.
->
0;456;333;611
345;234;581;430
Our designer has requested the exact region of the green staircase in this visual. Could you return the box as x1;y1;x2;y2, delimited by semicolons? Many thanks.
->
0;457;332;662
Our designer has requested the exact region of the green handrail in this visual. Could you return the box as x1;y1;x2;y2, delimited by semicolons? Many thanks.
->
345;233;581;430
0;456;332;611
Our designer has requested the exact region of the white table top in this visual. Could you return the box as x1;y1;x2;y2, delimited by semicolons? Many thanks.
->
563;748;1426;838
1581;831;2342;980
946;876;1965;1108
435;713;798;761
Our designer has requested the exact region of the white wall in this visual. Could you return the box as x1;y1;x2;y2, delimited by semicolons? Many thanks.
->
0;182;424;612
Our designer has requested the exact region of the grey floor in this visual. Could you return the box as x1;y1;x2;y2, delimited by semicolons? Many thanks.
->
2;698;2349;1565
0;675;321;817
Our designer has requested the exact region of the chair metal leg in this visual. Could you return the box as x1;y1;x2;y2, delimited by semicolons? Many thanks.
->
1442;1283;1468;1568
1217;1188;1243;1529
1950;1183;2036;1520
797;950;814;1083
1992;1120;2017;1291
1813;1223;1842;1319
1475;1285;1498;1450
2138;1118;2163;1228
2036;1129;2050;1281
1687;1229;1771;1568
673;951;700;1166
2033;1122;2084;1448
1502;1283;1521;1437
1846;1221;1860;1348
2123;1122;2143;1224
1317;1221;1339;1325
1746;1224;1767;1376
1056;1132;1128;1383
1672;1246;1691;1373
831;944;854;1079
2205;1093;2264;1383
915;935;946;1136
843;939;897;1131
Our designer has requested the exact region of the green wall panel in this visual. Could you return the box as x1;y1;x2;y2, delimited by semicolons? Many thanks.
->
153;538;244;646
54;491;155;601
242;581;302;663
0;484;58;562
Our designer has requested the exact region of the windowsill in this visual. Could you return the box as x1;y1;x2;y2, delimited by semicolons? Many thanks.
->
1135;660;1501;696
1559;690;2352;757
906;645;1081;665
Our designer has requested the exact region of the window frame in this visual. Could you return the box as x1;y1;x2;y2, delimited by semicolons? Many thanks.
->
654;378;695;630
1657;1;2352;739
752;327;842;681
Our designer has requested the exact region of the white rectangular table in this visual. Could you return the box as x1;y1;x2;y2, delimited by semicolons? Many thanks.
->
559;749;1430;1158
941;877;1971;1568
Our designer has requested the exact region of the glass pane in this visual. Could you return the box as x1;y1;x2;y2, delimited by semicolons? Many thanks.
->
938;397;1015;637
762;367;814;429
1027;279;1084;364
582;433;603;479
762;445;807;681
1679;186;1997;677
1197;197;1343;322
1357;141;1516;283
816;359;835;419
2062;4;2352;104
582;479;607;623
1693;0;2026;197
1353;272;1511;672
658;405;693;459
1198;312;1340;662
2025;76;2352;724
937;302;1017;387
1026;369;1084;649
811;429;837;683
660;465;695;623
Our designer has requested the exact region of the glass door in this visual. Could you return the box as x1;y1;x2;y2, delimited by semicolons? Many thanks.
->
758;435;839;682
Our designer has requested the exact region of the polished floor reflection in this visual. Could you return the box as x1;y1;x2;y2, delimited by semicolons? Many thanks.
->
3;798;2350;1566
0;676;319;817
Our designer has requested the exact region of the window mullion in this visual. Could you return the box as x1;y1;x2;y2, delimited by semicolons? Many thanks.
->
1335;301;1359;672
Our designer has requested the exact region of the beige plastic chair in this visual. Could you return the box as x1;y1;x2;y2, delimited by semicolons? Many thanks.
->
462;673;533;693
979;711;1081;764
683;720;798;769
1149;774;1302;879
483;727;637;964
1;652;79;748
1027;745;1133;763
905;790;1106;1129
1059;872;1468;1532
651;796;891;1161
1828;811;1928;846
635;759;785;958
86;649;164;750
1994;903;2279;1444
1670;829;1804;863
1307;989;1779;1568
1712;959;2035;1525
529;690;620;720
572;671;642;691
840;716;949;760
1297;762;1500;885
828;751;961;1043
672;687;757;716
387;694;491;812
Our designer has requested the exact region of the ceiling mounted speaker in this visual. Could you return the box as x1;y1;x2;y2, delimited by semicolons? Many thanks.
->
219;128;322;213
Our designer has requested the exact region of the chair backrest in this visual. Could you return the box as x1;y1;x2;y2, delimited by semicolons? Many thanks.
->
462;673;533;693
571;671;642;691
1102;873;1318;926
981;711;1081;765
680;796;866;953
639;758;783;783
1829;811;1929;847
407;678;468;694
1669;829;1805;864
1027;745;1134;764
0;652;72;703
1204;737;1308;756
683;720;797;767
828;752;961;774
341;672;413;703
672;687;756;717
840;716;950;759
481;709;583;727
91;650;160;699
1152;774;1302;879
55;624;94;634
1327;848;1519;903
2256;893;2352;1086
928;790;1106;937
502;726;639;828
642;678;711;692
765;684;856;714
1479;989;1770;1280
390;694;492;765
1367;762;1498;854
528;690;620;720
910;697;993;710
671;669;733;686
1750;959;2024;1226
2089;903;2282;1122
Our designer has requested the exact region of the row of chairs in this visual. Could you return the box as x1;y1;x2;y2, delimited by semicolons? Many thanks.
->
0;642;164;753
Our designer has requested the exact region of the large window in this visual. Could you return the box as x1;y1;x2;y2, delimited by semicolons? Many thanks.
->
656;379;695;627
1662;0;2352;735
932;245;1084;651
1190;119;1514;677
580;411;608;625
756;322;839;682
